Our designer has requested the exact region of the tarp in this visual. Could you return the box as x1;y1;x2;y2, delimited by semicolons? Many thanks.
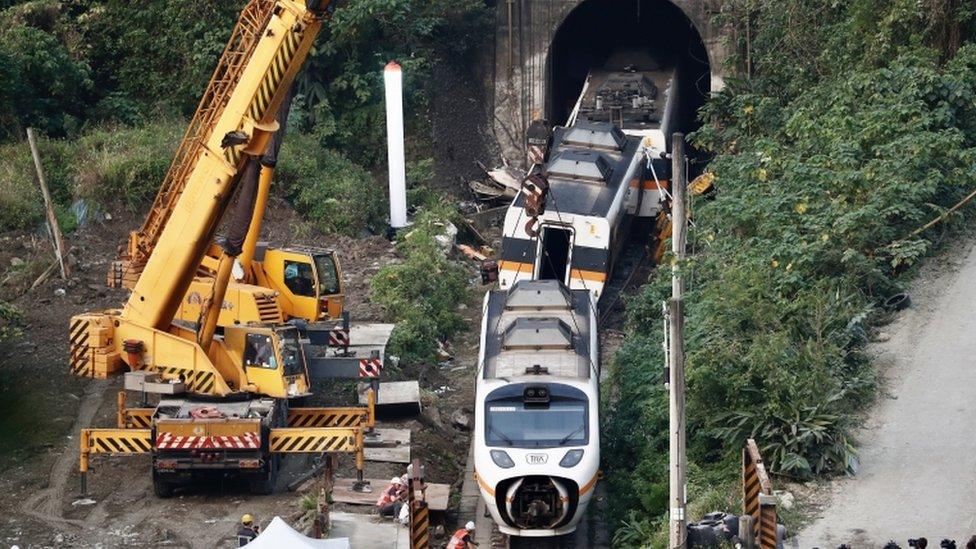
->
245;516;350;548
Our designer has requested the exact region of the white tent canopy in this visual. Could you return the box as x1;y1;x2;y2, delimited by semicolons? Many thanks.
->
245;516;350;548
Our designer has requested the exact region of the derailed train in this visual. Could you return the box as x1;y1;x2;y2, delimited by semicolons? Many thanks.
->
497;58;682;300
474;57;686;538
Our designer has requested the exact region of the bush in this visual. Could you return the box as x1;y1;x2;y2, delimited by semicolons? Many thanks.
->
71;121;183;207
0;120;183;231
370;210;468;363
276;133;386;236
74;0;243;116
604;42;976;540
294;0;489;165
0;25;91;139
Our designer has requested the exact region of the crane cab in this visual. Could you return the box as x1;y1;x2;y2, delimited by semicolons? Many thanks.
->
258;247;344;321
179;246;345;330
224;324;311;399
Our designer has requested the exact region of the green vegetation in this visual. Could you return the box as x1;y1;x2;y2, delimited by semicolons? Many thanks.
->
0;0;487;234
371;207;469;363
606;1;976;542
0;120;182;231
0;300;22;343
277;133;385;236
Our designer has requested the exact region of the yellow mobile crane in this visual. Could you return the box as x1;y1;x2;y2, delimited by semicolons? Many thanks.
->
105;83;389;376
70;0;375;497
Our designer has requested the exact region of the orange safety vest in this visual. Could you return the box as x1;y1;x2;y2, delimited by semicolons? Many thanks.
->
446;528;471;549
376;484;400;507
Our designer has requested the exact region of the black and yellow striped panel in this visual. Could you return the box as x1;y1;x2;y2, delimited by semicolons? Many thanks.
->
759;503;778;549
287;408;368;428
269;428;358;453
742;456;760;533
248;27;303;121
69;317;92;377
410;501;430;549
223;144;244;167
124;409;154;429
86;429;152;454
156;366;218;396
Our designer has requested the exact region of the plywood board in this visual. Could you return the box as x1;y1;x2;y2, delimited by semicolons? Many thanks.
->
328;511;408;548
332;478;450;511
359;381;420;406
364;428;410;463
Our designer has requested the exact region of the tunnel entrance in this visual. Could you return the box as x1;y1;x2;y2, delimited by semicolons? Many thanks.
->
546;0;711;132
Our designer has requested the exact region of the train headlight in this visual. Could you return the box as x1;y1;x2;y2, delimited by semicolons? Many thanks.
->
559;449;584;468
490;450;515;469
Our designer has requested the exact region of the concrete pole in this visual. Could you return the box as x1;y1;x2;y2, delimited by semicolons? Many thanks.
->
668;133;687;549
384;61;408;229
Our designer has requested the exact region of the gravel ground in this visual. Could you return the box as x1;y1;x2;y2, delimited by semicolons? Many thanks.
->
797;235;976;546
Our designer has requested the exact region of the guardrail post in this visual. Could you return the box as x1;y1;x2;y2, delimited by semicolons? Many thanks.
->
79;429;90;496
117;390;126;429
758;494;778;549
742;439;777;549
409;458;429;549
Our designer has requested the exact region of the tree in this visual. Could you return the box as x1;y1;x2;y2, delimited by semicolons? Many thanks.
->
0;26;91;139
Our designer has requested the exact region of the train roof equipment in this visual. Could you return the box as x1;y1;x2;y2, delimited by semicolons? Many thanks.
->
482;280;593;380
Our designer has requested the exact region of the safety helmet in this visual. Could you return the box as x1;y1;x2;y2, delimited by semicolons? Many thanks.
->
242;514;253;525
391;476;402;485
466;521;476;531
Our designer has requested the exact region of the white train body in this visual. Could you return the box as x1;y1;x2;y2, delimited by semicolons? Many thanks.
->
498;64;680;300
476;60;684;539
474;280;600;537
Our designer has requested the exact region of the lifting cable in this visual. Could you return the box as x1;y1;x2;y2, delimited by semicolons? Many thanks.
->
476;182;536;380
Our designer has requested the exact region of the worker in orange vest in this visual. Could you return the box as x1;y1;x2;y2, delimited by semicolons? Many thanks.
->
447;521;479;549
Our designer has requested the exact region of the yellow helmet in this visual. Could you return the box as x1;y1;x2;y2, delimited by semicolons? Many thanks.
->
242;514;253;525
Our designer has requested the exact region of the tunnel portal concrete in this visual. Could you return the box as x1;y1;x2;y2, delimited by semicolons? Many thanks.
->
492;0;728;163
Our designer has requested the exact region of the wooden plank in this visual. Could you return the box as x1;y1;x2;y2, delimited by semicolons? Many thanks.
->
364;428;410;464
26;128;69;279
359;381;420;407
332;478;450;511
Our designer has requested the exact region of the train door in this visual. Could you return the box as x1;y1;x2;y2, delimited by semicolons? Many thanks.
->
536;226;574;284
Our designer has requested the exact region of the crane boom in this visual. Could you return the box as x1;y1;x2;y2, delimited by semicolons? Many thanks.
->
71;0;332;391
121;0;323;331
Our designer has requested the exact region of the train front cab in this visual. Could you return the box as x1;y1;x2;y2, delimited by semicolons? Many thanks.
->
474;381;600;537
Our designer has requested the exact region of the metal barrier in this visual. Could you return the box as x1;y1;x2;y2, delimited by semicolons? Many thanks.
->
287;406;369;428
742;439;778;549
116;391;153;429
408;458;430;549
79;427;153;494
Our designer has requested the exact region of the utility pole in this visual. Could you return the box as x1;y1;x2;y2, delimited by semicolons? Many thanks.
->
668;132;687;549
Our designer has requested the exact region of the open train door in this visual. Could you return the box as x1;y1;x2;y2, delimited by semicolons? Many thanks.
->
536;225;574;285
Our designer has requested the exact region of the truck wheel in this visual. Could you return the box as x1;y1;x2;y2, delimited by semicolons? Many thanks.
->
251;455;280;495
153;475;175;498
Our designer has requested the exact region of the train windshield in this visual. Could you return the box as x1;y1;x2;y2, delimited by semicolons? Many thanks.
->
485;387;588;448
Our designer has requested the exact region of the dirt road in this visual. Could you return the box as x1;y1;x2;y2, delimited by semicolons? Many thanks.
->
797;238;976;545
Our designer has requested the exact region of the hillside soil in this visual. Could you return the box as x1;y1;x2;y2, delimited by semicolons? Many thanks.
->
0;199;487;548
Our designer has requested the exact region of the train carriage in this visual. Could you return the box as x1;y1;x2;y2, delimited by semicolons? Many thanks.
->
474;280;600;537
476;57;687;539
498;62;680;300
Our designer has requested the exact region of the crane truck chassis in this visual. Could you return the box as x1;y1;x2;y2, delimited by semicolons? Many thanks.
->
80;386;375;497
